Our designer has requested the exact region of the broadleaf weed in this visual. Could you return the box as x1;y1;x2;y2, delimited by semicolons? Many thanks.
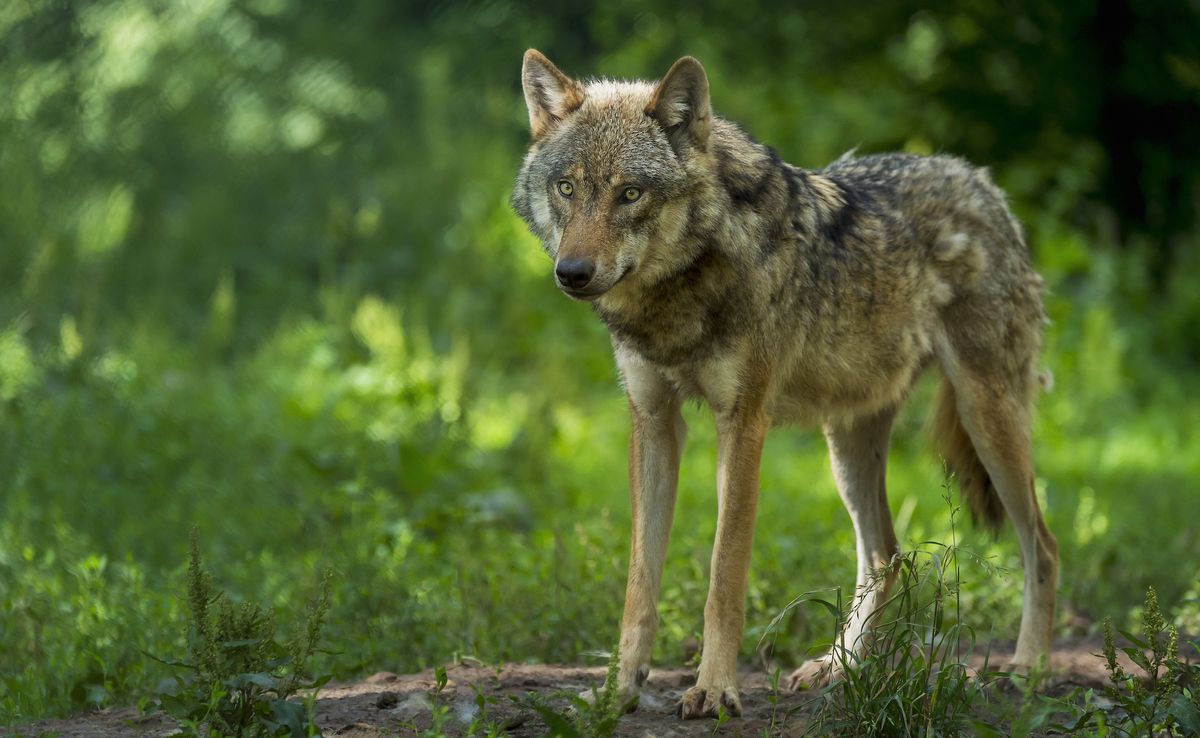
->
151;528;331;737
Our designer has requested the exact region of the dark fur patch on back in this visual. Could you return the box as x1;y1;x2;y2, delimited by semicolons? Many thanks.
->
783;165;801;200
717;144;784;208
818;177;860;248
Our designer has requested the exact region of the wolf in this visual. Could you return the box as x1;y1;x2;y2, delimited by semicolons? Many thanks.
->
511;50;1058;720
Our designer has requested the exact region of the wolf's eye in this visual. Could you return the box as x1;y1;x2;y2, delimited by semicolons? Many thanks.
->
622;187;642;203
557;181;574;197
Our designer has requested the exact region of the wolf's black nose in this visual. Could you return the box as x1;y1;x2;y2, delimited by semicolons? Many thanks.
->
555;258;595;290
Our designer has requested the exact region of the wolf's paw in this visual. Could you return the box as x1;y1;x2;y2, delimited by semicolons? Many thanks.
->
676;684;741;720
788;656;841;691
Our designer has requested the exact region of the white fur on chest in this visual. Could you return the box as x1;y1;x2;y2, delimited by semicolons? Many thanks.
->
616;343;747;417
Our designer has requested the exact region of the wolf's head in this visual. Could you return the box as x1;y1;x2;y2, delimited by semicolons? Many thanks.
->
512;50;714;301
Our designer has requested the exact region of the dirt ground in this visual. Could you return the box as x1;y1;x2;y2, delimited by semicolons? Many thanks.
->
5;638;1126;738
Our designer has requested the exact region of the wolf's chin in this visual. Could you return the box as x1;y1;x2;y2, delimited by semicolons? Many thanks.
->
559;286;605;301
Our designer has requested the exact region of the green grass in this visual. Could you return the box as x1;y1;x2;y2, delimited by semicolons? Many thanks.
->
797;539;987;737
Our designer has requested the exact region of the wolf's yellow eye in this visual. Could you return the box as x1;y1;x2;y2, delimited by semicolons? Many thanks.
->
622;187;642;203
557;181;574;197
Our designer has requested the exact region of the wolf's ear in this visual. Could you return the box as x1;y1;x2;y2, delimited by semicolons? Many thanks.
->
522;49;585;140
647;56;712;150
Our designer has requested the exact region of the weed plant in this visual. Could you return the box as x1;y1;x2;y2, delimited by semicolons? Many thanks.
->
153;529;332;738
1098;587;1200;737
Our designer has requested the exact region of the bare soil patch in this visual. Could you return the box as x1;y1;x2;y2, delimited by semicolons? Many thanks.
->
4;638;1120;738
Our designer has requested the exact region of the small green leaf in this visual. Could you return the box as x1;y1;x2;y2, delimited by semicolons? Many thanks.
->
270;698;309;738
1170;694;1200;734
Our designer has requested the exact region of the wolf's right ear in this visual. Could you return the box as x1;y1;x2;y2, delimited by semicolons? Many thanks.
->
647;56;712;150
522;49;585;140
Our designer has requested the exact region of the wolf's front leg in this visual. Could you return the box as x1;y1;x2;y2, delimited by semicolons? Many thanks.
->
679;395;769;720
610;364;687;711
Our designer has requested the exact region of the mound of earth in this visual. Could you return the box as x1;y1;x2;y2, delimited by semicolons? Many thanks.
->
4;638;1127;738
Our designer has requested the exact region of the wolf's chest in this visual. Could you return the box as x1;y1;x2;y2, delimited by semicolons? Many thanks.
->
595;277;752;368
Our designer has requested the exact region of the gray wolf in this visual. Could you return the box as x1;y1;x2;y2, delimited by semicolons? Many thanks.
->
511;49;1058;720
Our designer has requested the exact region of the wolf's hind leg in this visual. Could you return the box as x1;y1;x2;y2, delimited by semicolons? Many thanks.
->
946;369;1058;671
789;406;900;691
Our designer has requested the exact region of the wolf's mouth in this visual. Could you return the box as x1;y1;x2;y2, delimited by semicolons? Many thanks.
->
556;264;633;301
559;264;633;301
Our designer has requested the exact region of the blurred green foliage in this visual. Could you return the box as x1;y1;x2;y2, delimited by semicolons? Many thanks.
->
1;0;1199;724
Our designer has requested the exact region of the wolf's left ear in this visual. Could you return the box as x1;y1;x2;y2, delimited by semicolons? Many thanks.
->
648;56;712;150
522;49;586;140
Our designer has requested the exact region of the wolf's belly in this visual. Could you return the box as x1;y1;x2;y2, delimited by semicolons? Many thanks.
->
770;331;934;426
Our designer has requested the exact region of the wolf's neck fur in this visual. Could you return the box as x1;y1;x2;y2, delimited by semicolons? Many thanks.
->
594;118;859;367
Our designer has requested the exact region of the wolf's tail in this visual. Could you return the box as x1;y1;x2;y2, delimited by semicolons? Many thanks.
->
932;379;1005;533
